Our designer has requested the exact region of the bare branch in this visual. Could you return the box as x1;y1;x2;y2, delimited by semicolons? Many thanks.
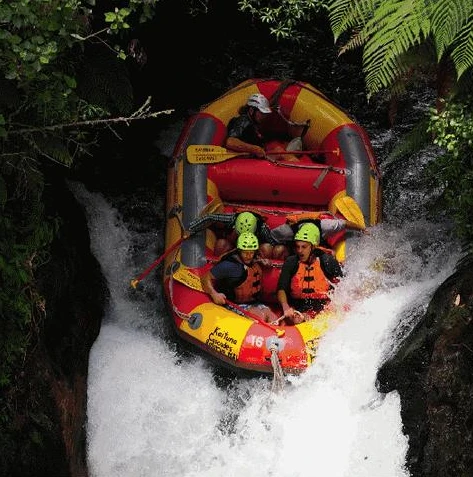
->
7;98;174;136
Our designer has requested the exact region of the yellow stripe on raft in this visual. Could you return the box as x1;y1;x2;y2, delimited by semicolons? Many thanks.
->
296;309;340;365
180;303;253;362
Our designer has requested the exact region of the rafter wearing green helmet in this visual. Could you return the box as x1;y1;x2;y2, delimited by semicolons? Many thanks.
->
294;222;320;246
235;212;258;235
237;232;259;251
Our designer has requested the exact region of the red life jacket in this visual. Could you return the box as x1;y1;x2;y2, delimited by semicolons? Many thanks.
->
234;262;263;303
290;258;331;300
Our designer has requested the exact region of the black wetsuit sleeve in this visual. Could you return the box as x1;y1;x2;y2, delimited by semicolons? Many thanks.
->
277;255;298;292
320;252;343;281
227;114;263;146
258;222;277;245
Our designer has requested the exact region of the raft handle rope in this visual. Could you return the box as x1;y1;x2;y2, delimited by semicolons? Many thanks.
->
168;257;198;323
270;343;286;393
267;158;346;174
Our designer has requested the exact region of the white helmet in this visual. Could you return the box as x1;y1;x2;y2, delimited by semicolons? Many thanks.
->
247;93;272;113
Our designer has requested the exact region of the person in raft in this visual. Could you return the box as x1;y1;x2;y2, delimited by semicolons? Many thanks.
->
187;210;279;258
201;232;279;323
270;211;367;250
276;223;343;325
225;93;301;162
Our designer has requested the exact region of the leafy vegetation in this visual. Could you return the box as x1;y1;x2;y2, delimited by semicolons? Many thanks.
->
238;0;473;99
0;0;164;461
327;0;473;98
238;0;326;40
427;99;473;243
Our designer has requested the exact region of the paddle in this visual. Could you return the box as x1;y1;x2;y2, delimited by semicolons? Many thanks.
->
333;196;366;229
187;145;340;164
130;237;184;289
130;200;222;289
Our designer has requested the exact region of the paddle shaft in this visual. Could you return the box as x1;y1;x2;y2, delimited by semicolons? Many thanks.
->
217;149;336;157
186;144;340;164
130;237;184;288
225;299;285;337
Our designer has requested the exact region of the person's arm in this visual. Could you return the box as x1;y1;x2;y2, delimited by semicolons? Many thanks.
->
277;289;294;318
226;114;266;158
188;213;234;235
345;219;367;232
201;270;227;305
276;256;297;319
259;222;278;245
320;218;366;238
319;252;344;283
188;214;217;235
225;136;266;158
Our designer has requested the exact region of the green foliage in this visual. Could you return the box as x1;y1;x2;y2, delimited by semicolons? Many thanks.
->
0;161;57;389
238;0;327;40
427;98;473;241
384;116;433;166
0;0;161;458
327;0;473;97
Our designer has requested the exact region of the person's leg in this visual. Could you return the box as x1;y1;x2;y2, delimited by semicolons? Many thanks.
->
272;244;289;260
266;142;299;162
258;242;273;258
214;238;232;256
247;304;279;323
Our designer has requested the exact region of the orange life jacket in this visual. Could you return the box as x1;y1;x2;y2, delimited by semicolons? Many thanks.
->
234;262;263;303
290;258;331;300
285;212;324;224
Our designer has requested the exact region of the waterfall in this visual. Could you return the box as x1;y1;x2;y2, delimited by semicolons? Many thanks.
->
72;163;460;476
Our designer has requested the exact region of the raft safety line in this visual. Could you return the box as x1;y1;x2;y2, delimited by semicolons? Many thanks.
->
268;158;347;174
168;249;195;322
270;343;285;392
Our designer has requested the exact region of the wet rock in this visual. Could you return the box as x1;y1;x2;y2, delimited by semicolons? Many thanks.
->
3;175;106;477
378;262;473;477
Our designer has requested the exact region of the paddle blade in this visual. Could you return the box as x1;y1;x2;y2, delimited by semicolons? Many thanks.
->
334;196;366;228
172;266;204;291
186;145;241;164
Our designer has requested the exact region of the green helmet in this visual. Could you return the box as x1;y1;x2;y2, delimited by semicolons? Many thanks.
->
235;212;257;234
237;232;259;251
294;223;320;246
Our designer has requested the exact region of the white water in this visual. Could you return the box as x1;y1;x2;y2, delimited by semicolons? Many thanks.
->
75;183;460;477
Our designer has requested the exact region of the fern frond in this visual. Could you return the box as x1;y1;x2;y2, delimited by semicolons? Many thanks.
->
31;134;73;167
384;116;432;167
339;29;368;54
450;17;473;77
329;0;380;42
430;0;473;59
362;0;429;94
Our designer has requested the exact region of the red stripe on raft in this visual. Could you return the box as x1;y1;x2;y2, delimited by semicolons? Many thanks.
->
258;80;301;115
